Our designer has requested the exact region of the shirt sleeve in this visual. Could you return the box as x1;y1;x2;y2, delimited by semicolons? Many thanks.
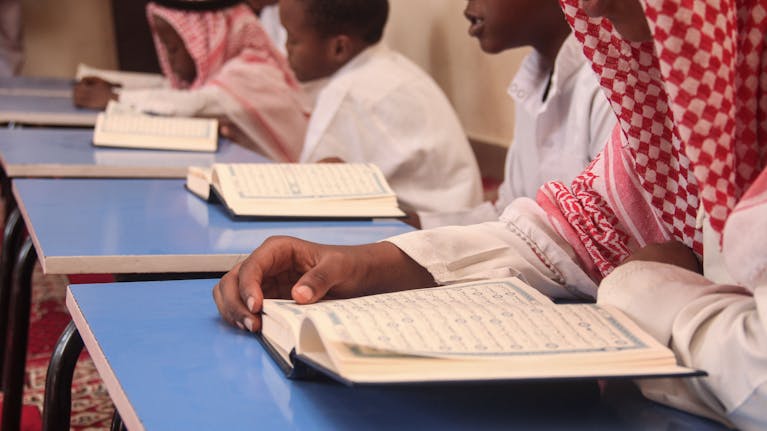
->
417;201;500;229
117;86;226;117
387;198;598;300
599;261;767;430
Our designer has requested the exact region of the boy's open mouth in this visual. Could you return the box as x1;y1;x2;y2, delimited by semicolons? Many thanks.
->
465;13;485;37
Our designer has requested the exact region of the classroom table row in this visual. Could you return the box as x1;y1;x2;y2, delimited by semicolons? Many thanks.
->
0;76;96;126
0;76;728;431
0;79;414;429
0;177;413;429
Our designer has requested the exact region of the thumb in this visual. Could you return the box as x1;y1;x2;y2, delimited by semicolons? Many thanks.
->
290;257;344;304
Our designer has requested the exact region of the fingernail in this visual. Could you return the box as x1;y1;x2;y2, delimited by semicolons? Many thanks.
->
243;318;254;332
247;296;256;313
236;321;245;330
294;285;314;302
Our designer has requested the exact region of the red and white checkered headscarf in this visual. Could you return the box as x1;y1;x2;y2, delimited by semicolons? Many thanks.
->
146;2;297;90
145;2;308;162
538;0;767;279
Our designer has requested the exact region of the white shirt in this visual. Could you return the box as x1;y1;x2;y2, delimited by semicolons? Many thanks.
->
388;172;767;430
118;85;225;117
116;58;311;163
299;43;483;213
418;34;615;228
387;197;598;300
259;5;287;56
598;202;767;431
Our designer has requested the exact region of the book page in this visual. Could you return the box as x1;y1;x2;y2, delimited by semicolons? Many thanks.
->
98;115;215;139
290;279;656;359
218;163;395;201
185;166;214;201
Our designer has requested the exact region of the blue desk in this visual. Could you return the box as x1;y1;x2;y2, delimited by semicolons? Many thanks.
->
0;76;96;126
14;178;411;274
2;178;412;430
65;279;727;431
0;128;268;178
0;94;97;126
0;76;73;97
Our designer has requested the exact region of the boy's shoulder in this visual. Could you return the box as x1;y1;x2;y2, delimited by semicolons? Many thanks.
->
330;45;440;102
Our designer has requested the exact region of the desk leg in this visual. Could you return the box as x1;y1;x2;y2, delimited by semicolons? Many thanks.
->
110;409;126;431
41;321;83;431
0;208;25;386
0;173;15;225
1;238;37;431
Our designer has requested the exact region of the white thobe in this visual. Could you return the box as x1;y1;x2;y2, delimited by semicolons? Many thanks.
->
388;197;598;300
298;43;483;213
418;34;615;228
116;61;310;163
389;180;767;430
118;85;226;118
598;197;767;430
259;5;286;56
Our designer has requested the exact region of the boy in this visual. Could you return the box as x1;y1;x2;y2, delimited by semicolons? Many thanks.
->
279;0;483;213
415;0;615;228
214;0;767;428
74;1;309;162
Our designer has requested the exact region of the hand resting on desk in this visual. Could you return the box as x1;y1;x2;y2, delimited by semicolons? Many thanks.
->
73;76;119;109
212;236;435;332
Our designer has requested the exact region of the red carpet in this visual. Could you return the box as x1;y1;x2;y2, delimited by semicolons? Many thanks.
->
0;265;114;430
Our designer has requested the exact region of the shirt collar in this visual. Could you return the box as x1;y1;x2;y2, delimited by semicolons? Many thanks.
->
507;33;585;108
334;42;388;79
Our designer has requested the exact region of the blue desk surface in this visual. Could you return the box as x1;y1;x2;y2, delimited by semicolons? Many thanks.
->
0;96;97;127
0;76;97;125
13;178;413;274
0;128;268;178
0;76;73;96
67;279;727;431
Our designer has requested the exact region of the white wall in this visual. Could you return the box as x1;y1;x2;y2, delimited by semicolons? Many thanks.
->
385;0;527;147
20;0;117;78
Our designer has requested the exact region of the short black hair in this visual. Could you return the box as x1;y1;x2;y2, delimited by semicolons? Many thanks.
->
152;0;242;10
299;0;389;44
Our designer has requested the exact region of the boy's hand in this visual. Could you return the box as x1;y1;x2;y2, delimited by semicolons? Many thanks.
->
73;76;118;109
402;212;421;229
212;236;435;332
316;156;345;163
219;118;255;148
621;240;702;274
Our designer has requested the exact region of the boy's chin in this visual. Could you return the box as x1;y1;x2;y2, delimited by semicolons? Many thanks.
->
478;38;505;55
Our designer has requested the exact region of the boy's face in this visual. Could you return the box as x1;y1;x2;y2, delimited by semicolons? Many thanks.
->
153;16;196;85
279;0;339;82
463;0;547;53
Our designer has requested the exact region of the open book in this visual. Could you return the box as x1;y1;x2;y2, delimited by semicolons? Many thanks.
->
186;163;406;218
260;277;702;385
93;102;218;152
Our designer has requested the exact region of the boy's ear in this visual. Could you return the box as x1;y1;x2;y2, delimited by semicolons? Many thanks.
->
327;35;360;66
